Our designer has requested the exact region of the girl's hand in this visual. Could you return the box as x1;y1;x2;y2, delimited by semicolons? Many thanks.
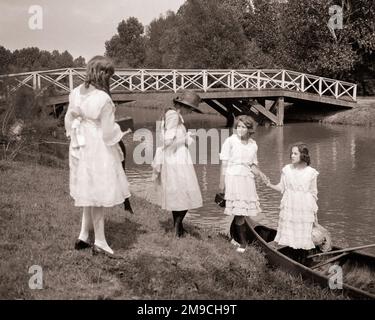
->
258;172;266;182
123;128;132;135
187;131;196;138
262;175;271;186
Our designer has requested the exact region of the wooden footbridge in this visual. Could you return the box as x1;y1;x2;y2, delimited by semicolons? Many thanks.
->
0;68;357;126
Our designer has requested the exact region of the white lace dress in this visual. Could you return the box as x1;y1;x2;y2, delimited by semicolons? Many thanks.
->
220;134;262;217
64;84;130;207
274;164;319;249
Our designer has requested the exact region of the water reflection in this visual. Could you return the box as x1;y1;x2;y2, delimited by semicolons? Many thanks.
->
125;122;375;253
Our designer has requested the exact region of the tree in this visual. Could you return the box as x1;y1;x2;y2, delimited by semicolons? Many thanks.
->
237;0;363;78
0;46;12;74
241;0;284;63
73;56;86;67
11;47;43;72
145;11;179;68
58;50;74;68
38;50;53;70
341;0;375;93
105;17;146;67
175;0;251;68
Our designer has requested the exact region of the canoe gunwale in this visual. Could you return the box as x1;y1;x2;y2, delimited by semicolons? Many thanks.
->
231;217;375;300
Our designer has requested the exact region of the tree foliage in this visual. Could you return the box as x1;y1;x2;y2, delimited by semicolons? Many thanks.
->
175;0;250;68
1;0;374;93
231;0;374;92
105;17;146;67
107;0;254;69
145;11;179;68
0;46;12;74
0;46;85;75
0;87;59;161
73;56;86;68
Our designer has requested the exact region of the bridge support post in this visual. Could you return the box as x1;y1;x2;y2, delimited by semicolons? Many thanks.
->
33;73;37;90
69;69;73;91
276;97;284;126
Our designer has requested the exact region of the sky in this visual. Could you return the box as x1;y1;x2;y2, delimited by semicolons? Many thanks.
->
0;0;186;61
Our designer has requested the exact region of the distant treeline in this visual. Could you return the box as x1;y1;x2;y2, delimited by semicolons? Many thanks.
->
0;46;86;75
104;0;374;95
1;0;374;95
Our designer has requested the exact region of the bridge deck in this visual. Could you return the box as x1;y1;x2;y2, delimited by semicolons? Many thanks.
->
45;88;356;109
1;68;357;126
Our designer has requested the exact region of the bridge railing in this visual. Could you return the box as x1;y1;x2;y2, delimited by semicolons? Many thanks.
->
0;68;357;101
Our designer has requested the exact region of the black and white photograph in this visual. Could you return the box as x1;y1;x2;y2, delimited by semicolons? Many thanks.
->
0;0;374;306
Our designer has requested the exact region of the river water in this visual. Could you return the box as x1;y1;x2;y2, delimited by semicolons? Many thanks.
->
123;117;375;253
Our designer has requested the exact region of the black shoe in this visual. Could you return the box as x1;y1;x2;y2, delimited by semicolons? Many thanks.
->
175;224;186;238
74;239;91;250
124;198;134;214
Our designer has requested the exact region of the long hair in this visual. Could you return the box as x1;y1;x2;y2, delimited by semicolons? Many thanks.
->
84;55;115;96
290;142;311;166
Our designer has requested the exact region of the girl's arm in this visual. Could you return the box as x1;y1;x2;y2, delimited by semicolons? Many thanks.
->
249;146;268;182
100;100;126;146
218;137;232;192
219;160;227;192
250;163;267;180
267;181;283;192
309;173;319;224
162;111;190;149
265;173;285;193
309;175;318;201
164;132;194;149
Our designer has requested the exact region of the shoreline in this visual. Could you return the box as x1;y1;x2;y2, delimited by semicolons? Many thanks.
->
116;96;375;129
0;160;342;300
282;97;375;127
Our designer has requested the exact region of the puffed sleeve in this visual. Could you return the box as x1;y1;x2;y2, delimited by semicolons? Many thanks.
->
163;110;179;143
252;142;259;166
219;136;232;161
100;99;124;146
162;110;191;149
309;169;319;200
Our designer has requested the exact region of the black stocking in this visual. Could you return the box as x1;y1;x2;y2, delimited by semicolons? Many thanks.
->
119;141;134;214
172;210;187;237
234;216;247;247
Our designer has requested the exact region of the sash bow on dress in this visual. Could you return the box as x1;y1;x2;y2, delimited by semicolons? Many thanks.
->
70;114;86;159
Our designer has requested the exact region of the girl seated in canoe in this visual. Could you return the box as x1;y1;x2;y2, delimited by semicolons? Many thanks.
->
264;142;318;251
219;115;267;253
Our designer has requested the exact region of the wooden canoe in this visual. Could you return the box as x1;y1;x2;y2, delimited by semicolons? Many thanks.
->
230;217;375;300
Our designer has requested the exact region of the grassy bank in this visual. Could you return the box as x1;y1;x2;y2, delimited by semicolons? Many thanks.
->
0;160;343;300
322;98;375;126
282;97;375;127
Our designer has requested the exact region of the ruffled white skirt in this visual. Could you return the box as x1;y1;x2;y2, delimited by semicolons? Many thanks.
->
274;218;315;249
224;174;261;216
274;191;317;249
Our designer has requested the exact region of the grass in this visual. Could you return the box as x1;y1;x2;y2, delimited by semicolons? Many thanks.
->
0;160;345;300
322;98;375;127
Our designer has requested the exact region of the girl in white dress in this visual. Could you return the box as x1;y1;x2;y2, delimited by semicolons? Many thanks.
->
152;91;203;237
219;115;267;252
265;143;319;251
65;56;131;256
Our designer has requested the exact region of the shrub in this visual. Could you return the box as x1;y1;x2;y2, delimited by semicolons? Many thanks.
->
0;87;61;162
